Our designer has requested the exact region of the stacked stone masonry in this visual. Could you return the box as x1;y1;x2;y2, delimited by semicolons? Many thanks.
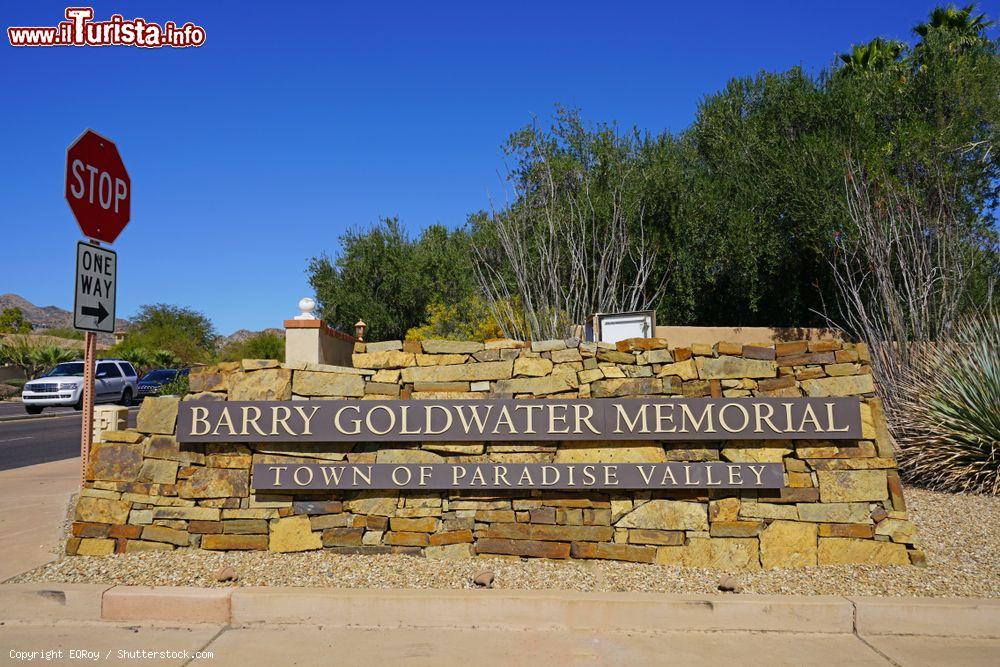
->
70;336;922;569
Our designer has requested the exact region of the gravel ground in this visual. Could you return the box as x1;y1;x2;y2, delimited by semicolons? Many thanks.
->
9;487;999;597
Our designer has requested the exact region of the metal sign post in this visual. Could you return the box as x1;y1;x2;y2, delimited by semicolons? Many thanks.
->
79;330;97;485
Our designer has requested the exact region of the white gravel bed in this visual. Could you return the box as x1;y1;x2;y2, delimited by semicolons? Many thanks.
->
9;487;999;597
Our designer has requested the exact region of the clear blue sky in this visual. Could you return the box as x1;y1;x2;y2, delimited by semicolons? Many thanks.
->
0;1;973;334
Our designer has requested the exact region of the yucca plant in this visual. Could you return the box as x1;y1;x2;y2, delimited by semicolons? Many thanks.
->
896;310;1000;495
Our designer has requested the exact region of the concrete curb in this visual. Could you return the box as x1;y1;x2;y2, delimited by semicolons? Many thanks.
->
103;585;231;623
850;596;1000;638
0;411;78;423
0;583;112;621
0;406;139;423
2;583;997;637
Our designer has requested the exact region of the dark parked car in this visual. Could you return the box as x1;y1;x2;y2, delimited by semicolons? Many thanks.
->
137;368;189;398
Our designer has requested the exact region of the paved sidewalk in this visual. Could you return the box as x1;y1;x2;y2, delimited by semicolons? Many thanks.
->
1;584;998;665
2;620;998;665
0;457;78;581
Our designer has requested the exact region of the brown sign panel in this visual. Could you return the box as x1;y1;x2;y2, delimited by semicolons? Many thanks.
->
251;462;784;491
177;397;862;443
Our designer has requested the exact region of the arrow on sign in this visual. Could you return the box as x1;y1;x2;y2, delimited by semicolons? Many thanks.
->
80;302;109;325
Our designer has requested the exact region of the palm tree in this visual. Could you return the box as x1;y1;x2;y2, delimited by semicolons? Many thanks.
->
114;346;155;375
28;345;78;378
915;4;993;44
151;349;180;369
1;336;78;379
838;38;905;75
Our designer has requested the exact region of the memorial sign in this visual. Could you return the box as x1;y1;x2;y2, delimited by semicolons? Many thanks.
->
177;397;862;443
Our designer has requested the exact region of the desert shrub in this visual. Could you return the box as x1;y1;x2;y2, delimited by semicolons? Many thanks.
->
896;311;1000;495
158;373;190;397
405;296;504;342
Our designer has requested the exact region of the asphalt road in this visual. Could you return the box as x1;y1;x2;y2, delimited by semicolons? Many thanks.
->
0;404;138;471
0;402;76;419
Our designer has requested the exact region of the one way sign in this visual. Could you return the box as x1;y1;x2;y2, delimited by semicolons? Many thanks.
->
73;241;117;333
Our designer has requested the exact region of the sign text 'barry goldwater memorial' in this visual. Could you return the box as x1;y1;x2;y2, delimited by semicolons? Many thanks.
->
177;397;861;491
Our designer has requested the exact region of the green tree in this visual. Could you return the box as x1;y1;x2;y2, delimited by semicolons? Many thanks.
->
308;219;477;341
0;307;31;334
0;336;77;379
306;4;999;334
219;332;285;362
915;4;993;43
123;304;218;364
30;345;77;376
838;38;905;75
656;3;998;326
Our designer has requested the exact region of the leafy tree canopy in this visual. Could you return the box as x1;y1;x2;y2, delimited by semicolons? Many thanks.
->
219;332;285;362
123;303;218;364
0;307;31;334
307;3;999;337
308;218;476;341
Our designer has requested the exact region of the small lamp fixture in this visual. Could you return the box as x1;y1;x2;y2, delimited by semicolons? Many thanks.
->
354;320;367;342
295;297;318;320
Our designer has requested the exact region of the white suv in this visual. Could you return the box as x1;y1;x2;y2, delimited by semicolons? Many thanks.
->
21;359;139;414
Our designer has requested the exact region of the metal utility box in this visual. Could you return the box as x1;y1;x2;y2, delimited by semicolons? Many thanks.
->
585;310;656;344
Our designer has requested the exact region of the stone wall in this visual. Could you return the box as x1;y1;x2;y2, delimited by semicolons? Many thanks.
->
69;335;923;569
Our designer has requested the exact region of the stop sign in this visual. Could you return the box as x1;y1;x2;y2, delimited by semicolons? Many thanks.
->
65;129;130;244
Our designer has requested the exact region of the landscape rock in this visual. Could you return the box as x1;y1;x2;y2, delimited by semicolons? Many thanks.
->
87;443;143;482
269;515;322;552
75;496;131;524
178;468;249;499
801;375;875;397
817;470;889;503
616;500;708;531
473;571;495;588
554;442;666;464
422;340;483;354
695;356;777;380
136;397;180;434
292;371;365;397
401;361;513;384
817;538;909;565
759;520;818;568
228;369;292;401
475;538;570;559
201;534;268;550
495;375;577;395
570;541;656;563
513;357;554;377
656;359;699;380
717;575;742;593
351;351;416;369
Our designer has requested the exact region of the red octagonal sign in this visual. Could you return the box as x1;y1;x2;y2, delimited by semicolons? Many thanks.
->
65;129;131;244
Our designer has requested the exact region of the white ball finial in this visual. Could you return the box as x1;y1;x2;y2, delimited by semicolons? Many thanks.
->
295;297;318;320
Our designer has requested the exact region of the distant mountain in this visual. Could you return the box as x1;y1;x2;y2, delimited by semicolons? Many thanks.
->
219;328;283;348
2;293;281;350
0;293;128;346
